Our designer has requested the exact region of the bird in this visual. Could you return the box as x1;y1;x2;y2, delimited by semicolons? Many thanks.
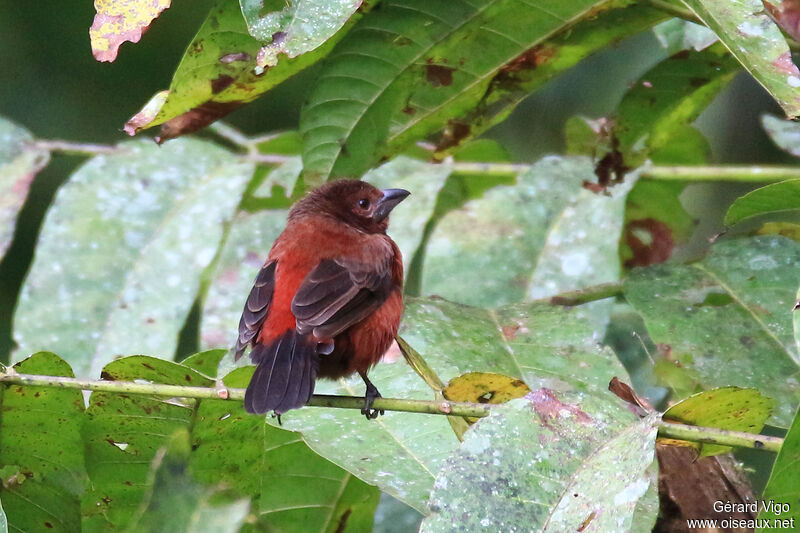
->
233;179;409;419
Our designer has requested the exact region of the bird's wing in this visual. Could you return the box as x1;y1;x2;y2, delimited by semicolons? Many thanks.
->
291;257;393;339
234;261;276;361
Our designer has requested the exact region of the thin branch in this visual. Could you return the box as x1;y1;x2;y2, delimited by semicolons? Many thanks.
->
450;161;531;177
450;162;800;182
548;282;625;306
641;165;800;182
207;122;255;150
240;153;296;165
29;140;125;156
0;372;784;451
0;372;490;418
658;421;783;453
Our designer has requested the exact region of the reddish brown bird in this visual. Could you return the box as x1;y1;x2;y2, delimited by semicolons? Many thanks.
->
234;179;409;419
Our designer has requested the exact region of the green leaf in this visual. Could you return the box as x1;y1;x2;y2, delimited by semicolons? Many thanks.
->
682;0;800;118
402;297;630;397
0;353;86;533
300;0;662;182
614;42;739;167
625;236;800;426
191;368;380;532
13;138;253;377
180;349;228;377
403;140;514;295
81;357;214;532
200;156;450;356
278;296;630;512
384;3;668;160
127;0;361;141
652;18;718;54
422;156;632;309
725;179;800;226
421;392;658;532
757;404;800;531
662;387;774;455
124;428;250;533
762;114;800;157
240;0;361;51
0;496;6;533
0;117;49;262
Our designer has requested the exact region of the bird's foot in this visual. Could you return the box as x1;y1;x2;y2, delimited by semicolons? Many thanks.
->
360;372;384;420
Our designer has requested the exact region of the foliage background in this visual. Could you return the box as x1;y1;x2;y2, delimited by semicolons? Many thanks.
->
2;1;800;532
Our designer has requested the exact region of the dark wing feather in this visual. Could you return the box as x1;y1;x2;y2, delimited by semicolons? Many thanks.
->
234;261;276;361
291;257;392;339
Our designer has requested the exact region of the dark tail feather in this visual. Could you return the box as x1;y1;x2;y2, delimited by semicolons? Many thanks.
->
244;330;319;415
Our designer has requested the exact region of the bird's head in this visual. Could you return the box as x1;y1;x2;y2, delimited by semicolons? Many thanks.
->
290;179;410;234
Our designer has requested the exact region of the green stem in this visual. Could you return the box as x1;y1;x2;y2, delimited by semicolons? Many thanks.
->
0;372;489;418
449;161;530;177
642;165;800;182
658;421;783;453
449;162;800;182
548;282;625;306
207;122;255;150
1;371;784;451
29;140;123;155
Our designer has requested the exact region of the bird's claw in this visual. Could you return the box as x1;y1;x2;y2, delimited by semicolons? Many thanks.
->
361;379;384;420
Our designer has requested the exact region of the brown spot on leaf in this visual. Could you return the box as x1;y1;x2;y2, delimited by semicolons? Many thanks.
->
528;388;592;424
765;0;800;41
624;218;675;267
141;362;155;371
689;76;709;88
772;51;800;75
658;343;673;359
501;324;520;340
44;522;54;529
401;106;416;115
211;74;235;94
495;45;554;82
435;120;470;151
333;508;352;533
592;136;629;189
100;370;115;381
155;101;243;143
426;61;455;87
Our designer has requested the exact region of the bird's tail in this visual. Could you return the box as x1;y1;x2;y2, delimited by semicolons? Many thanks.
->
244;330;319;415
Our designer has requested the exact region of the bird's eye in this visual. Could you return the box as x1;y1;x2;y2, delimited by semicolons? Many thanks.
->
358;198;370;209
